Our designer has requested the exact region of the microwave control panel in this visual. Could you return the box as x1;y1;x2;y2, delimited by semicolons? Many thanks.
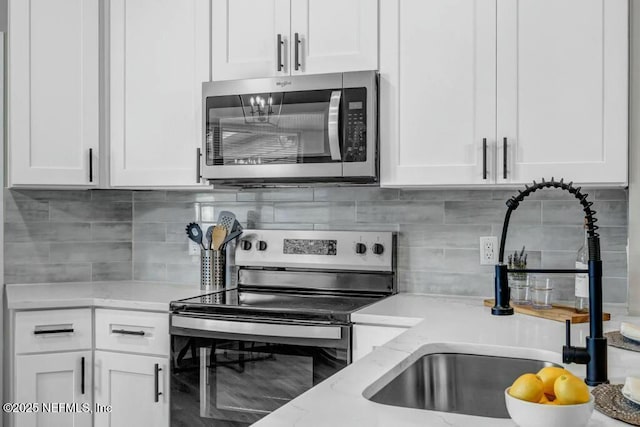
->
343;87;367;163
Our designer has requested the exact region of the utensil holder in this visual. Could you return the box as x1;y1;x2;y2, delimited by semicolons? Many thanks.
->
201;249;226;292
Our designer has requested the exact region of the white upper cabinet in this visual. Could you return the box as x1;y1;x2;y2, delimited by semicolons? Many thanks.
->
380;0;497;186
8;0;100;187
212;0;291;80
211;0;377;81
381;0;628;187
496;0;628;185
109;0;210;187
290;0;378;75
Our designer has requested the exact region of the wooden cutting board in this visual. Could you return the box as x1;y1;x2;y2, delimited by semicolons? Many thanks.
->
483;299;611;324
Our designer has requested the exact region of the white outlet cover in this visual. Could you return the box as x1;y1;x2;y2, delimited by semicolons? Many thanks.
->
479;236;498;265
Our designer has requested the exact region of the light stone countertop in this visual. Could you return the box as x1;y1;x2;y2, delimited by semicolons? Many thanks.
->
4;281;206;311
255;294;640;427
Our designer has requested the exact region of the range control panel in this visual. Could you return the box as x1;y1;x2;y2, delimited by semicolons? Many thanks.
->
235;230;394;272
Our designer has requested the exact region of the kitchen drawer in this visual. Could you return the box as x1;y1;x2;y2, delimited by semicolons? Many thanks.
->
95;309;169;356
15;308;93;354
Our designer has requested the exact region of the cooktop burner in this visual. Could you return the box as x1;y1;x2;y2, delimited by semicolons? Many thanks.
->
171;288;386;324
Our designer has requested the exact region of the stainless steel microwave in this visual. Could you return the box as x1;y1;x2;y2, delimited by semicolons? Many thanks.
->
201;71;377;186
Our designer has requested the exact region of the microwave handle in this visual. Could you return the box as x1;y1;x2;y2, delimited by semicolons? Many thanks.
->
328;90;342;161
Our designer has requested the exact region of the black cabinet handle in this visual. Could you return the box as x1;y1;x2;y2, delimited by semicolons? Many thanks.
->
196;148;201;183
89;148;93;183
294;33;300;71
34;328;74;335
154;364;162;403
482;138;487;180
277;34;284;71
503;137;508;179
112;329;145;336
81;357;85;395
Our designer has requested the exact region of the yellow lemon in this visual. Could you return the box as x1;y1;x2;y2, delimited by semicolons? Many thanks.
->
554;374;590;405
509;373;545;403
538;394;550;404
536;366;571;398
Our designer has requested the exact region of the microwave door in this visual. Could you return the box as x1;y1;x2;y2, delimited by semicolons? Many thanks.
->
203;90;343;180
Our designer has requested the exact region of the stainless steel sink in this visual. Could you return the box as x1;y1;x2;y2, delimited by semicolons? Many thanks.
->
368;352;559;418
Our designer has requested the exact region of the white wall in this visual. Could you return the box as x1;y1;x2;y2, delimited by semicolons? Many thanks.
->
629;2;640;315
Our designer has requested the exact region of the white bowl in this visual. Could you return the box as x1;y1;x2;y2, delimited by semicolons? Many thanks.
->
505;388;594;427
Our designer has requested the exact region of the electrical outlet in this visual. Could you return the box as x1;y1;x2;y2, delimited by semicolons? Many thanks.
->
479;236;498;265
189;241;200;256
188;223;214;255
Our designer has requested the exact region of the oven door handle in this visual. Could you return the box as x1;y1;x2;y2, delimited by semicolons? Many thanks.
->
172;316;342;340
328;90;342;161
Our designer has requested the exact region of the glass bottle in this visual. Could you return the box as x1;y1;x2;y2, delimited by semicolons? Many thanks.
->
575;220;589;313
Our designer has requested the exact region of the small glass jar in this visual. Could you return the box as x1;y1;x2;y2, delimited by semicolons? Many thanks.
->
531;277;553;310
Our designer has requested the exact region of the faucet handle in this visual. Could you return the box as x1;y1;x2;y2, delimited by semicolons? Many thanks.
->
565;319;571;347
563;319;590;364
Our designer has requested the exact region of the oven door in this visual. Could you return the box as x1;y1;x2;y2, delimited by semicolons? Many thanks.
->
201;72;376;182
170;315;351;427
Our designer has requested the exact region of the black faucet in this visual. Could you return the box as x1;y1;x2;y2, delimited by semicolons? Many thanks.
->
492;178;608;386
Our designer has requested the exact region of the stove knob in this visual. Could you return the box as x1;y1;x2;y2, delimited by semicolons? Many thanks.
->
257;240;268;251
241;240;252;251
355;243;367;255
372;243;385;255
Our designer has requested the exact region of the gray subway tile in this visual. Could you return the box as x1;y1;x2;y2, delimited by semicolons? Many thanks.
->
4;263;91;284
134;263;167;282
50;242;132;263
91;190;133;201
8;189;91;201
4;197;49;222
134;223;166;242
92;223;132;241
542;200;627;226
92;262;132;281
601;251;628;278
356;201;443;224
251;223;315;230
445;200;541;225
597;227;628;252
594;189;628;201
398;270;493;296
4;222;91;243
4;243;50;264
314;223;399;231
602;278;628;303
133;191;167;202
134;242;194;264
399;224;492;249
165;191;237;202
166;263;200;285
238;188;313;202
314;187;399;202
212;204;275;224
502;225;583;252
166;223;192;243
397;247;444;271
134;202;197;223
275;202;354;223
400;189;493;201
50;201;132;222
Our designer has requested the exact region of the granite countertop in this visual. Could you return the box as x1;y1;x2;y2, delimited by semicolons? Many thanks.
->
255;294;640;427
4;281;207;311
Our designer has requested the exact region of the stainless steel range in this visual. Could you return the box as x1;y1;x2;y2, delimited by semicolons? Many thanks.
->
170;229;396;426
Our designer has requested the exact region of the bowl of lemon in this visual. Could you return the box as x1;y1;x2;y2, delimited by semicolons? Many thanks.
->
505;367;594;427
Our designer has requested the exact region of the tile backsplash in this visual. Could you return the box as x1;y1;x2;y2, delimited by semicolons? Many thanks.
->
3;187;629;303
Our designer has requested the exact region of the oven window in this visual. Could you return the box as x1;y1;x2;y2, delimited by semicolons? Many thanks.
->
205;90;339;167
171;336;348;427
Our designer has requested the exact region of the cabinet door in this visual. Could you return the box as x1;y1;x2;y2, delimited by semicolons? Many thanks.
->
496;0;628;185
8;0;99;187
379;0;497;187
15;352;92;427
352;325;407;362
110;0;210;187
290;0;378;75
94;351;169;427
211;0;291;80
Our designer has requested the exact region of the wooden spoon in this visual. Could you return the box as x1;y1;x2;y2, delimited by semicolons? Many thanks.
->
212;225;227;251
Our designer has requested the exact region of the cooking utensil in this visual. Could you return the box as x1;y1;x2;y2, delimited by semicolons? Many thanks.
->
212;225;227;251
217;211;236;232
220;229;243;250
205;225;214;250
185;222;205;250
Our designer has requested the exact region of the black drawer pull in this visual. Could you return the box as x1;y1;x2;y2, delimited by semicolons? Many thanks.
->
112;329;145;336
34;328;74;335
154;364;162;403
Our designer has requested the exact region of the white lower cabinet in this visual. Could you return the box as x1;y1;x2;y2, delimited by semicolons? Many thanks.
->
352;324;408;362
94;351;169;427
15;351;93;427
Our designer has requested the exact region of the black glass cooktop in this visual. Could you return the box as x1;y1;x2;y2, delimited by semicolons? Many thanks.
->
170;288;386;324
